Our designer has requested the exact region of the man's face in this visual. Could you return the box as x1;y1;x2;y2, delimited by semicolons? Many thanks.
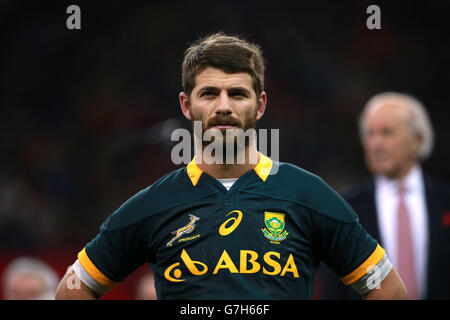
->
362;103;421;179
5;273;47;300
180;67;266;140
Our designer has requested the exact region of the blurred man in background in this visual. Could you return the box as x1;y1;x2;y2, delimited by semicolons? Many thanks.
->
2;256;59;300
319;92;450;299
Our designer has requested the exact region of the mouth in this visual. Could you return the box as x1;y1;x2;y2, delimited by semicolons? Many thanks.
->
211;125;238;130
371;150;388;160
206;116;242;131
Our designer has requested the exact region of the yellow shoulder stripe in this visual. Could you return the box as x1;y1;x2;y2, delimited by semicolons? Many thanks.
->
78;248;118;289
340;244;385;285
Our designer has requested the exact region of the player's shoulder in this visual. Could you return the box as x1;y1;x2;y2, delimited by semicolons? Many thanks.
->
340;179;375;202
101;167;205;231
269;162;324;191
268;161;358;223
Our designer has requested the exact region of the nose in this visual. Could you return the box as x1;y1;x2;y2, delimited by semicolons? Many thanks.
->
365;132;386;155
371;131;385;147
214;91;233;115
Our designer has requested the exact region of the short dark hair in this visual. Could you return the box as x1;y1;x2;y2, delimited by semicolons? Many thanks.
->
182;32;265;97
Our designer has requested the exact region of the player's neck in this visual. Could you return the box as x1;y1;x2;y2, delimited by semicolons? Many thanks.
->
195;146;260;179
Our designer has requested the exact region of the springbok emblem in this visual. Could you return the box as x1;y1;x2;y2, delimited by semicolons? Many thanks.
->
166;214;200;247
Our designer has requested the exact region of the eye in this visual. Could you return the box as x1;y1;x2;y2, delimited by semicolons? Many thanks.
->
200;91;216;98
230;92;248;99
381;128;393;137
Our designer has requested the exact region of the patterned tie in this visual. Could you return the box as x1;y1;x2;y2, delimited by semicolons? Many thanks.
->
397;181;418;299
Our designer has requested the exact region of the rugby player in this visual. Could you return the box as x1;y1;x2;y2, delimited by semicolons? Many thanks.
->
56;33;407;299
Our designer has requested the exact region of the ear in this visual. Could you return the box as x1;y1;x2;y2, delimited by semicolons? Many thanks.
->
179;92;191;120
413;132;423;155
256;91;267;121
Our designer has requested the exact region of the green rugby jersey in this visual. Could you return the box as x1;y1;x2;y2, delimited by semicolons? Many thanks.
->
76;153;387;299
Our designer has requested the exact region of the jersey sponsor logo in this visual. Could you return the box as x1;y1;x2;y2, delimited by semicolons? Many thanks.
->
219;210;243;236
164;249;299;282
166;214;200;247
261;211;289;243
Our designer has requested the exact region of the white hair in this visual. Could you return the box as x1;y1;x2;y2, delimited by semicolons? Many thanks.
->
2;256;60;300
359;92;435;161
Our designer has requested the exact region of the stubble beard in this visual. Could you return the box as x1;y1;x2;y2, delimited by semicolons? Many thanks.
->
190;107;258;164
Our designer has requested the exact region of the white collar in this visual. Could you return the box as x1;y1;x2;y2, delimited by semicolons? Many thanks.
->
375;165;424;194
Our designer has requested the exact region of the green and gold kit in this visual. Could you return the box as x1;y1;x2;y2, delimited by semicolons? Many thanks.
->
74;153;389;299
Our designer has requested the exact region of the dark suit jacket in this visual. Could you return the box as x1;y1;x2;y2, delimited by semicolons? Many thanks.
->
317;173;450;299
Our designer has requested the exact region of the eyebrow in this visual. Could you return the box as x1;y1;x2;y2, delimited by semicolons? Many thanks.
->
228;87;251;96
196;86;252;97
196;86;219;96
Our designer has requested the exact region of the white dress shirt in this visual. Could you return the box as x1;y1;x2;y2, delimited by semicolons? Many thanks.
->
375;165;429;299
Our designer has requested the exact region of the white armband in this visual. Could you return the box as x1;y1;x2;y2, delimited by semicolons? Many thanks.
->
350;254;393;296
72;259;110;296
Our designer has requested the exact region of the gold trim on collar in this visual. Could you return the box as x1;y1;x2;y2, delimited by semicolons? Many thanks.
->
253;152;273;182
187;156;203;186
186;152;273;186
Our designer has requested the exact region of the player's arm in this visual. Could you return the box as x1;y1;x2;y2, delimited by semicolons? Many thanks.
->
54;224;148;300
55;267;100;300
308;177;406;300
55;188;152;300
333;242;405;299
313;206;407;299
364;268;407;300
